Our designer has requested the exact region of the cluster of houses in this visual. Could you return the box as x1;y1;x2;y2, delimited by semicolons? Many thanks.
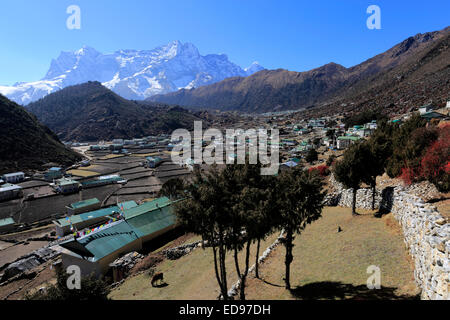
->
145;156;164;168
269;102;450;170
55;196;177;279
0;172;25;202
50;174;127;195
89;135;173;154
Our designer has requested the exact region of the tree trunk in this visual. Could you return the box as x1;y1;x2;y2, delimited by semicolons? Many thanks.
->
371;182;376;211
233;245;241;283
255;238;261;279
218;230;228;300
352;188;357;216
284;229;293;290
239;240;251;300
212;246;224;299
220;244;228;300
233;240;252;300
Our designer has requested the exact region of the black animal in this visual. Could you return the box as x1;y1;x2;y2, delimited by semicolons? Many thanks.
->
151;272;164;287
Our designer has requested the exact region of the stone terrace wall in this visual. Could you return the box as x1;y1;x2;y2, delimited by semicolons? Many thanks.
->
325;174;449;300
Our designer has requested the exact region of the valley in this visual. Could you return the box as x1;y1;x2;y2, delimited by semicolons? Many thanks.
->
0;19;448;304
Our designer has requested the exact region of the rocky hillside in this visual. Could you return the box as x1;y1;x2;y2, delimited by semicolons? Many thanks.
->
301;27;450;118
0;94;81;174
150;27;450;114
26;82;211;142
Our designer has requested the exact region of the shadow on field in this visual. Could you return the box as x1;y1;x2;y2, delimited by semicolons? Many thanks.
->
261;279;284;288
289;281;419;300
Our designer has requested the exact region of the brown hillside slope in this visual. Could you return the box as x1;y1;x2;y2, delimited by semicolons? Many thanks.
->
150;27;449;114
0;94;81;174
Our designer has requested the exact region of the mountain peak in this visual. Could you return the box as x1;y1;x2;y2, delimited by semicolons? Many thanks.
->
1;42;262;104
75;45;100;56
244;61;265;75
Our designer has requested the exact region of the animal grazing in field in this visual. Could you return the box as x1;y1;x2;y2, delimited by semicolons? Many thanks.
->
151;272;164;287
338;226;342;233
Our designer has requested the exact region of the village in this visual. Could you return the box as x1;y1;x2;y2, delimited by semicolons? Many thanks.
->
0;101;448;300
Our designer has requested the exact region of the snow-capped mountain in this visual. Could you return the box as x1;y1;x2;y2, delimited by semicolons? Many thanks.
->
0;41;264;105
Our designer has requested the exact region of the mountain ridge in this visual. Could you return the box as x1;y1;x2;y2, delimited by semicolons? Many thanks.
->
149;27;450;113
0;94;82;174
0;41;264;105
26;81;214;142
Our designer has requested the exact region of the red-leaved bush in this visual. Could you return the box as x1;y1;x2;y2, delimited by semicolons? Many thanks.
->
399;166;417;185
421;140;448;179
309;165;330;177
400;124;450;191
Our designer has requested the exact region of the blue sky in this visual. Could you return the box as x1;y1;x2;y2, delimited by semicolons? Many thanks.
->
0;0;448;85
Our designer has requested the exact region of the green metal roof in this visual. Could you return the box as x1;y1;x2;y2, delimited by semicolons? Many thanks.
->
59;198;177;262
123;197;171;220
61;221;140;261
0;217;15;227
337;136;360;141
69;198;100;209
57;178;80;186
81;176;122;187
126;204;176;239
55;201;138;227
146;156;163;162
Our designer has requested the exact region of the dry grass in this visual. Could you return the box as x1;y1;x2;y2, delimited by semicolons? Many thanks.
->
66;169;99;177
244;207;419;300
79;164;99;171
109;207;419;300
163;151;180;157
133;153;160;157
434;197;450;219
109;233;280;300
100;154;125;160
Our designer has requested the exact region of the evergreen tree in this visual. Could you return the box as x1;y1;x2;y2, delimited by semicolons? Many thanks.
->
333;142;366;215
174;165;233;300
305;148;318;163
362;131;392;210
158;177;186;200
273;167;325;289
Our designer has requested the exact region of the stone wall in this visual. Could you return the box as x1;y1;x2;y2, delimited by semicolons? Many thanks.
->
326;174;449;300
324;174;384;210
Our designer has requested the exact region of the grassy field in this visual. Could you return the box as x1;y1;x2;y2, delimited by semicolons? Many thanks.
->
133;153;160;157
109;207;419;300
67;169;99;177
109;232;281;300
244;207;419;300
100;154;125;160
79;164;100;171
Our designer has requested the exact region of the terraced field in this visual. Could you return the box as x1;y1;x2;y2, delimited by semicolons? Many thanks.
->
109;207;419;300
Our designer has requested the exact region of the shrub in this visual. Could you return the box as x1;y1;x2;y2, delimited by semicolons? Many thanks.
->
309;165;330;177
399;166;417;186
419;125;450;192
326;154;336;167
25;270;110;300
305;149;318;163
